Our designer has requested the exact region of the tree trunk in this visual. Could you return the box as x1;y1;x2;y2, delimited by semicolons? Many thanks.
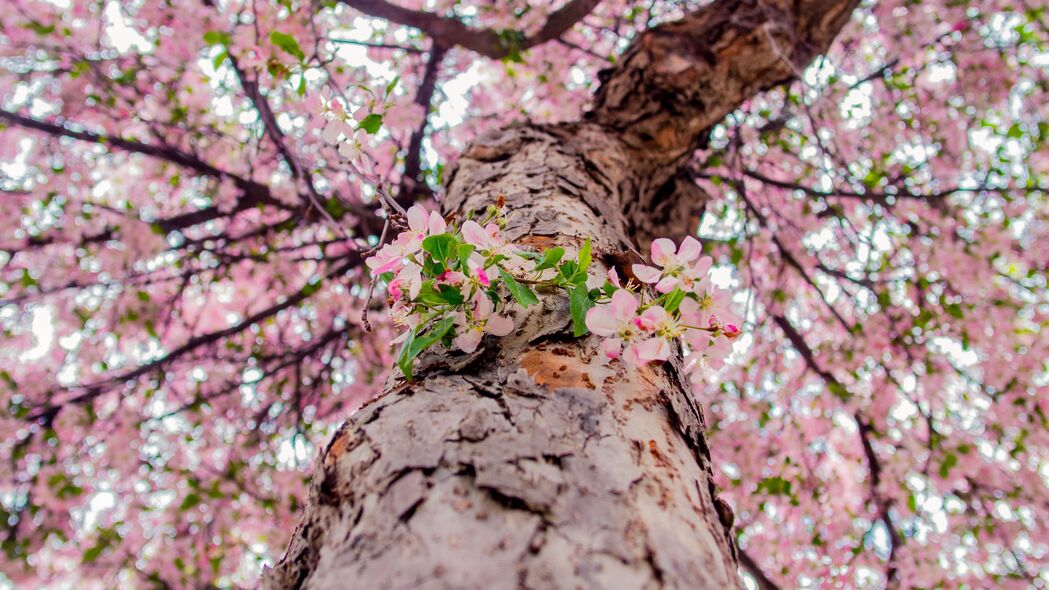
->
264;0;858;587
262;122;739;589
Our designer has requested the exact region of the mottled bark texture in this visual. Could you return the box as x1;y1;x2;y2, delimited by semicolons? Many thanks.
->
264;0;858;588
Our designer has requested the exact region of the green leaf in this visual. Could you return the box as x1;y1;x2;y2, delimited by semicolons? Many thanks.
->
939;452;958;479
385;75;400;98
397;316;456;380
498;268;539;307
559;260;579;283
179;493;202;512
756;476;793;496
578;238;592;272
422;233;457;261
358;113;384;134
203;31;231;46
82;543;106;564
269;31;305;61
457;243;475;270
662;288;686;313
25;21;56;36
827;381;849;401
533;247;565;272
569;285;594;337
437;284;464;306
945;302;964;319
416;282;449;307
300;279;323;297
395;330;417;380
210;48;227;68
296;73;307;97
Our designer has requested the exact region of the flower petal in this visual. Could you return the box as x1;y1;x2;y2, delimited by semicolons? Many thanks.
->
655;276;679;293
690;255;713;279
600;338;623;361
649;238;676;266
486;314;515;336
454;329;483;354
634;337;671;363
461;220;490;248
427;211;447;235
406;205;427;233
585;305;619;337
608;289;639;321
631;264;661;284
638;306;667;331
677;236;702;262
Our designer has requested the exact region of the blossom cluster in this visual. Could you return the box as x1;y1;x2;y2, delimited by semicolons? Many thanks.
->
366;205;740;379
585;237;741;382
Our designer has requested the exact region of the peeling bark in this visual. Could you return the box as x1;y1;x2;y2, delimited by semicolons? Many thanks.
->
265;0;859;587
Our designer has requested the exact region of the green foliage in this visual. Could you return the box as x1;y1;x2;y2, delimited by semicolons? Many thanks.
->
269;31;305;62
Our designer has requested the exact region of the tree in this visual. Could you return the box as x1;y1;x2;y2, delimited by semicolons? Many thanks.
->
1;0;1046;588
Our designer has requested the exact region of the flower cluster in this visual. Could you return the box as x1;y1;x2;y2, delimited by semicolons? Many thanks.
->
365;205;740;379
585;236;741;382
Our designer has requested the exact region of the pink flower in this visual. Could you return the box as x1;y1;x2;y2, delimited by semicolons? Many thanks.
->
585;290;642;361
472;263;490;287
624;337;671;365
637;305;683;338
585;289;639;338
406;204;446;239
366;205;446;276
366;244;404;275
461;220;527;269
600;338;623;360
632;236;713;293
461;220;502;250
454;294;514;353
437;270;466;285
387;264;421;301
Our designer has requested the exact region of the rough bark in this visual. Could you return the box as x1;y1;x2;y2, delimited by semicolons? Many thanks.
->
264;0;859;587
263;122;738;590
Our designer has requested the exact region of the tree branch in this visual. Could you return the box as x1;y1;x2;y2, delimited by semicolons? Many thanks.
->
28;256;361;422
590;0;860;169
337;0;601;59
738;549;783;590
0;109;288;230
772;314;903;586
398;44;446;204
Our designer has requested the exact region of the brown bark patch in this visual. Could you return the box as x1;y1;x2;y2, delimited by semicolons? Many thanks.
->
516;235;559;249
518;349;594;390
323;427;352;468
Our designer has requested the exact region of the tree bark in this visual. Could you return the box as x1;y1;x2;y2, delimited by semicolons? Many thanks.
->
262;122;738;589
264;0;858;587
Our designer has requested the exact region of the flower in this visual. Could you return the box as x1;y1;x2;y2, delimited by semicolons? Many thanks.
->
637;305;682;338
623;337;671;365
406;203;447;239
454;293;514;353
365;204;446;276
387;264;421;301
461;219;528;269
585;289;642;361
585;289;640;338
632;236;713;293
461;220;501;251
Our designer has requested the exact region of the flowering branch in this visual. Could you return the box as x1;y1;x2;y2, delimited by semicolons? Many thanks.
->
364;204;742;381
